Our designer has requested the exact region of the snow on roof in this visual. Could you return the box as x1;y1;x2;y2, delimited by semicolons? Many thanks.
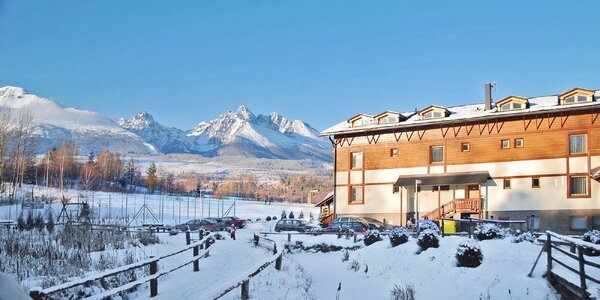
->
321;91;600;136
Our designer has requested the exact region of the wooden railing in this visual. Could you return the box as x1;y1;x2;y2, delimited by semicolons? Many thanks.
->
423;198;481;220
544;231;600;300
205;233;283;300
30;231;215;300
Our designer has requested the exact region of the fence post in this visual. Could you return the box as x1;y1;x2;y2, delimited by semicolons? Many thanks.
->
273;243;278;255
186;231;191;245
441;219;445;237
546;233;552;278
29;290;42;300
287;233;291;242
193;245;200;272
254;233;259;246
275;253;282;270
577;246;588;299
353;233;357;243
468;220;473;239
150;257;158;297
241;279;250;300
199;229;204;240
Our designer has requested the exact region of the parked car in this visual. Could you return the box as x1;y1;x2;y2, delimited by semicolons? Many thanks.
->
328;216;370;231
274;219;319;232
204;217;226;229
362;216;386;231
173;219;221;231
221;216;246;228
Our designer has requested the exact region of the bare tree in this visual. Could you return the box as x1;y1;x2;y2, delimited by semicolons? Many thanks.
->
0;108;11;194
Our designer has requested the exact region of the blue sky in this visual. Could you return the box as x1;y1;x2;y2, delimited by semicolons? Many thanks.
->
1;1;599;131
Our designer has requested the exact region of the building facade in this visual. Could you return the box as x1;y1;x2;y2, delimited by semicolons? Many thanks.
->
321;86;600;233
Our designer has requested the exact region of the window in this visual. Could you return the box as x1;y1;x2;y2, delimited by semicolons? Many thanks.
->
503;178;511;189
432;185;450;191
350;186;363;204
379;116;399;124
564;95;590;104
565;96;575;104
529;215;540;231
569;176;588;196
532;177;540;188
570;216;587;231
501;139;510;149
461;143;470;152
578;95;588;102
390;148;399;157
569;134;587;154
351;152;363;169
515;138;524;148
430;146;444;163
393;186;400;194
593;217;600;230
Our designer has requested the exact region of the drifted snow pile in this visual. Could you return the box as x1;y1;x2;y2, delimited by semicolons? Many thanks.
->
417;229;439;250
582;230;600;256
474;224;502;240
363;230;383;246
388;228;409;247
455;240;483;268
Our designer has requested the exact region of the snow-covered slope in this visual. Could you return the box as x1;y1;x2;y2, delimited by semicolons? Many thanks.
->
0;86;156;155
187;106;331;161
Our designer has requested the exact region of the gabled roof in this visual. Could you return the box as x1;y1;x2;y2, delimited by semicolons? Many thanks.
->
418;105;448;116
559;87;595;100
347;113;372;123
495;96;529;106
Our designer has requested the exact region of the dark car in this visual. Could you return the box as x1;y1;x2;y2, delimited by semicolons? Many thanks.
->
362;217;386;231
221;216;246;228
274;219;319;233
174;219;220;231
327;217;369;232
204;217;227;229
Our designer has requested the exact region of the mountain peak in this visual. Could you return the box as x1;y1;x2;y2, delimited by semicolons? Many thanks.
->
236;105;255;120
118;111;156;129
0;86;28;98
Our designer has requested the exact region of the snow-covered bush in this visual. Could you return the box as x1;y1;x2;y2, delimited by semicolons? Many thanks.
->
456;239;483;268
390;282;416;300
511;231;535;243
389;227;409;247
266;216;272;221
136;230;159;246
364;230;383;246
272;216;277;220
417;221;441;235
582;230;600;256
474;224;502;240
417;229;439;250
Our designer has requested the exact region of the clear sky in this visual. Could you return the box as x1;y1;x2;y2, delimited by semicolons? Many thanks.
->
1;1;599;131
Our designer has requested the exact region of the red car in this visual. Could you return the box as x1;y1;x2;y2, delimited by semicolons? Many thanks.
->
221;216;246;228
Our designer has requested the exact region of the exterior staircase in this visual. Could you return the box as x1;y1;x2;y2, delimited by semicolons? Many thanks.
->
422;198;481;220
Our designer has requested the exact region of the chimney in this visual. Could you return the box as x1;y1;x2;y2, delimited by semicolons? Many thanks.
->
484;82;493;110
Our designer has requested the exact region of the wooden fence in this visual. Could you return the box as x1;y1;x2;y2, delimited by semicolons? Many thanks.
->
205;233;283;300
544;231;600;300
29;231;215;300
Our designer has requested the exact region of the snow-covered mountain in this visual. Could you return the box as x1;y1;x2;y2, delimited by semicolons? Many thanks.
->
0;86;157;155
185;106;331;161
0;86;331;161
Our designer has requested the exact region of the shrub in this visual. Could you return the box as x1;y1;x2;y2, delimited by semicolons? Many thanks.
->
417;229;439;250
456;239;483;268
299;211;305;219
272;216;277;220
364;230;383;246
341;249;350;262
34;212;45;231
511;231;535;243
289;211;295;219
582;230;600;256
417;221;441;235
137;230;159;246
266;216;272;221
474;224;501;240
46;210;55;233
350;259;360;271
16;212;25;231
390;282;416;300
389;228;410;247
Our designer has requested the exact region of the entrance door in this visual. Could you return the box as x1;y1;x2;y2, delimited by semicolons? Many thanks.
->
467;185;480;199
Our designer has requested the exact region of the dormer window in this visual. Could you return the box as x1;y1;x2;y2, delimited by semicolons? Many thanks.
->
373;111;406;125
559;88;594;105
496;96;529;112
418;105;449;120
347;114;374;127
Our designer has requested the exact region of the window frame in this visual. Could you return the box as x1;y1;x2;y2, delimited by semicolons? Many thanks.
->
390;148;399;157
503;178;512;189
570;216;588;231
532;177;540;189
501;139;510;149
569;134;587;155
568;175;589;198
514;138;524;148
430;145;444;164
461;143;470;152
528;215;540;231
349;185;364;205
351;152;363;169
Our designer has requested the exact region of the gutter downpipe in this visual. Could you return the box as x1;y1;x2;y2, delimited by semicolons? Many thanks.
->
328;136;337;218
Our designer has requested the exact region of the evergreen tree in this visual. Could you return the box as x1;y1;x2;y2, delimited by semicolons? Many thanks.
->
87;151;95;164
34;212;45;231
47;210;55;233
26;209;34;230
16;212;25;230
